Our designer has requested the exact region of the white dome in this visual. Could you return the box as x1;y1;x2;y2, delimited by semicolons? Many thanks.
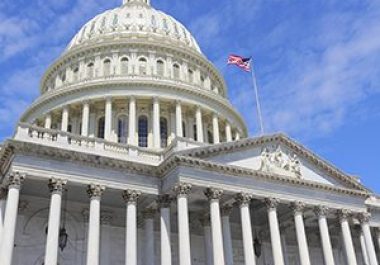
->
67;1;201;53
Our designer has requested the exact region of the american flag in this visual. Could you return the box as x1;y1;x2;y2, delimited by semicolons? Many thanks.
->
227;54;252;72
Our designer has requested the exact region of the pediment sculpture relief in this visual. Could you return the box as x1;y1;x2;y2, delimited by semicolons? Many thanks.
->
260;145;302;178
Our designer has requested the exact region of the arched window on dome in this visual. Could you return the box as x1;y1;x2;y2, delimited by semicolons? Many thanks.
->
200;75;206;88
182;121;187;138
103;59;111;76
160;117;168;148
59;71;66;84
87;63;94;79
139;57;147;75
188;69;194;83
157;60;164;76
173;64;180;80
97;117;105;139
138;116;148;147
117;115;128;144
120;57;129;75
72;67;79;82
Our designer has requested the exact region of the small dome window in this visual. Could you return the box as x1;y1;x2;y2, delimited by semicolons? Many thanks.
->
87;63;94;78
157;60;164;76
103;59;111;76
173;64;180;80
120;57;129;75
151;15;157;27
139;57;147;75
112;14;118;26
72;67;79;82
162;19;168;31
188;69;194;83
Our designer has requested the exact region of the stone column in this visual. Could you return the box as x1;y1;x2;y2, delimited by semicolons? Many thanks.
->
176;101;183;138
82;101;90;137
265;198;285;265
221;205;234;265
100;211;113;265
0;186;7;246
358;213;378;265
205;188;225;265
235;131;241;141
45;113;52;129
314;206;335;265
153;97;161;148
157;195;173;265
200;216;213;265
174;183;192;265
0;173;25;265
104;97;113;141
195;106;204;143
225;123;232;142
359;232;370;265
128;97;137;145
291;201;311;265
236;193;256;265
143;208;156;265
212;114;220;144
44;178;67;265
61;106;69;132
86;184;105;265
339;209;358;265
123;190;141;265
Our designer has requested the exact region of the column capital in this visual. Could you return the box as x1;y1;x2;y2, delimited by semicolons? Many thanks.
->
87;184;105;199
7;172;25;189
173;183;192;197
357;212;371;224
142;208;156;219
153;96;160;103
0;185;8;199
221;205;233;216
122;189;141;204
314;205;330;217
48;178;67;194
338;209;352;222
204;188;223;201
157;194;173;208
264;197;280;210
235;193;252;207
290;201;306;214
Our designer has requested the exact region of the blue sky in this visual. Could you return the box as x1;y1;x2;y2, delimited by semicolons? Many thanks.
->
0;0;379;192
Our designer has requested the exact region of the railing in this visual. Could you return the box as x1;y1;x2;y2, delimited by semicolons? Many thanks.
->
15;123;165;163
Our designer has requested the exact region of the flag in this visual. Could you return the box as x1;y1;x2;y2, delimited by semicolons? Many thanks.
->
227;54;252;72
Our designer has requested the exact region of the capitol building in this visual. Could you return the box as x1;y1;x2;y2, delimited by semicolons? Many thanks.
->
1;0;380;265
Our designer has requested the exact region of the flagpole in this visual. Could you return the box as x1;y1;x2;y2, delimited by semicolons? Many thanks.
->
250;60;265;135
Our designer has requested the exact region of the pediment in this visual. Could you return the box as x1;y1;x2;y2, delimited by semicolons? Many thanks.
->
179;134;367;192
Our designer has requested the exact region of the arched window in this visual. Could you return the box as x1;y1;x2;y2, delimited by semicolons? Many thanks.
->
103;59;111;76
120;57;129;75
139;58;147;75
208;130;213;144
138;116;148;147
118;115;128;144
160;117;168;148
157;60;164;76
97;117;105;139
182;121;186;138
60;72;66;83
73;67;79;82
193;124;198;141
173;64;180;79
188;69;194;83
200;75;205;87
87;63;94;78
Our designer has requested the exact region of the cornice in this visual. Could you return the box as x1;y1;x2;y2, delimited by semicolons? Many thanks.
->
1;136;370;198
174;134;369;192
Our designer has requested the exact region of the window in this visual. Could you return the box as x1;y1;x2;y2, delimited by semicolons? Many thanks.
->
120;57;129;75
60;72;66;83
97;117;105;139
138;116;148;147
73;67;79;82
103;59;111;76
188;69;194;83
200;75;205;87
173;64;180;80
139;58;147;75
193;124;197;141
208;130;213;144
118;115;128;143
157;60;164;76
87;63;94;78
160;117;168;148
182;121;186;138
